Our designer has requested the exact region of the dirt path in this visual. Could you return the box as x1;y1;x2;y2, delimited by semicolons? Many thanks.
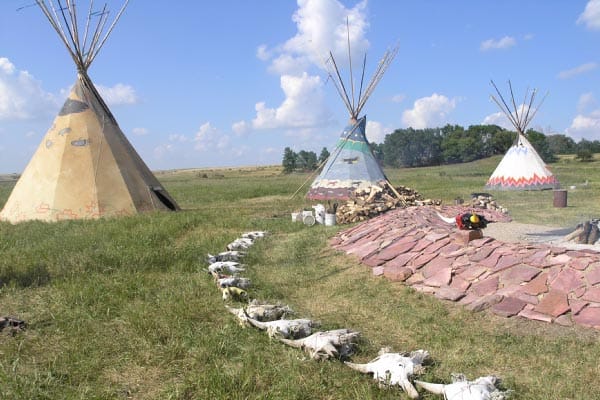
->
485;221;599;251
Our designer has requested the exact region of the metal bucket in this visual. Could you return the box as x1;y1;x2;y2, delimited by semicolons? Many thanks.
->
324;213;336;226
553;189;567;208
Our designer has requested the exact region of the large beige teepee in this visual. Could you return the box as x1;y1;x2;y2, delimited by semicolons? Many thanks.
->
0;0;179;223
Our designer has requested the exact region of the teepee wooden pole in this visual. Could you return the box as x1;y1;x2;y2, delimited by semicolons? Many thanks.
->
329;52;354;117
89;0;129;65
289;158;329;200
346;18;355;113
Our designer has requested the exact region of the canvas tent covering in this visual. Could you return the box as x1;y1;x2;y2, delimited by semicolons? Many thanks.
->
0;0;179;223
484;80;559;191
306;117;389;200
306;36;399;201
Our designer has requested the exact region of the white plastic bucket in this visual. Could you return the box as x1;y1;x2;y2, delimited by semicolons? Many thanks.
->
291;212;299;222
324;213;336;226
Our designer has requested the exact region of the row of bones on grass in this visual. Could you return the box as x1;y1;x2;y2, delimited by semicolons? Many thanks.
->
205;231;510;400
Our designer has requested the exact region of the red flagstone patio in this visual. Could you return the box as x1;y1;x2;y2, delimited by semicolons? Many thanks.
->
330;205;600;330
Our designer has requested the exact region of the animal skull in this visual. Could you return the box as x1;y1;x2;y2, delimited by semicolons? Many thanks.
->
207;261;246;275
345;348;429;399
227;237;254;251
207;250;246;263
220;286;248;302
217;276;251;290
278;329;360;360
241;231;268;239
226;302;293;325
244;314;316;339
415;374;510;400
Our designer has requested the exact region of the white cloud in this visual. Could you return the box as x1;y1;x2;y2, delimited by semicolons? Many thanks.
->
480;36;516;51
0;57;58;121
251;72;330;130
391;94;406;103
268;53;310;76
0;58;15;74
132;127;148;136
275;0;370;73
232;120;249;135
482;103;534;130
578;0;600;30
96;83;138;105
153;143;174;159
482;111;513;130
245;0;377;143
365;120;389;143
557;62;597;79
402;93;457;129
567;112;600;141
168;133;188;143
256;44;271;61
193;122;230;152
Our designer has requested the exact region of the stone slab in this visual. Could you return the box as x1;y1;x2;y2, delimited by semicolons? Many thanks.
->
492;296;527;317
421;257;453;278
518;308;553;323
521;272;549;296
383;265;413;282
550;268;584;294
535;290;570;318
465;294;503;312
573;306;600;328
434;287;466;301
454;229;483;245
586;264;600;286
499;264;541;286
471;275;499;297
581;287;600;303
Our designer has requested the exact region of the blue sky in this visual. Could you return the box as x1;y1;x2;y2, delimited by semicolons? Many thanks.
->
0;0;599;173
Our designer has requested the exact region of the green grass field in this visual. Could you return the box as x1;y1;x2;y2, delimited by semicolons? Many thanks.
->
1;157;599;399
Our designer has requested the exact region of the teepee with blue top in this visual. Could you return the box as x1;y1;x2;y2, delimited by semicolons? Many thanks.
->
306;41;399;201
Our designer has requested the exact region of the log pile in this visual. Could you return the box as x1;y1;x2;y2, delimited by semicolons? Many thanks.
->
336;184;441;224
564;219;600;245
469;193;508;214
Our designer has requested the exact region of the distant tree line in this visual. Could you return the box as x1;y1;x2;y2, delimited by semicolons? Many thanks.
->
282;124;600;172
375;124;600;167
282;147;330;173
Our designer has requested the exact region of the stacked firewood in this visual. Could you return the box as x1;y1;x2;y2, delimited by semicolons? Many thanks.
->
469;193;508;214
564;220;600;245
336;184;441;224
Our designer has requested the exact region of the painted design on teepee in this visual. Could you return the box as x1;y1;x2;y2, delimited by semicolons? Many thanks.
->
59;98;89;115
0;0;179;223
306;25;399;201
485;80;559;191
307;117;388;200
